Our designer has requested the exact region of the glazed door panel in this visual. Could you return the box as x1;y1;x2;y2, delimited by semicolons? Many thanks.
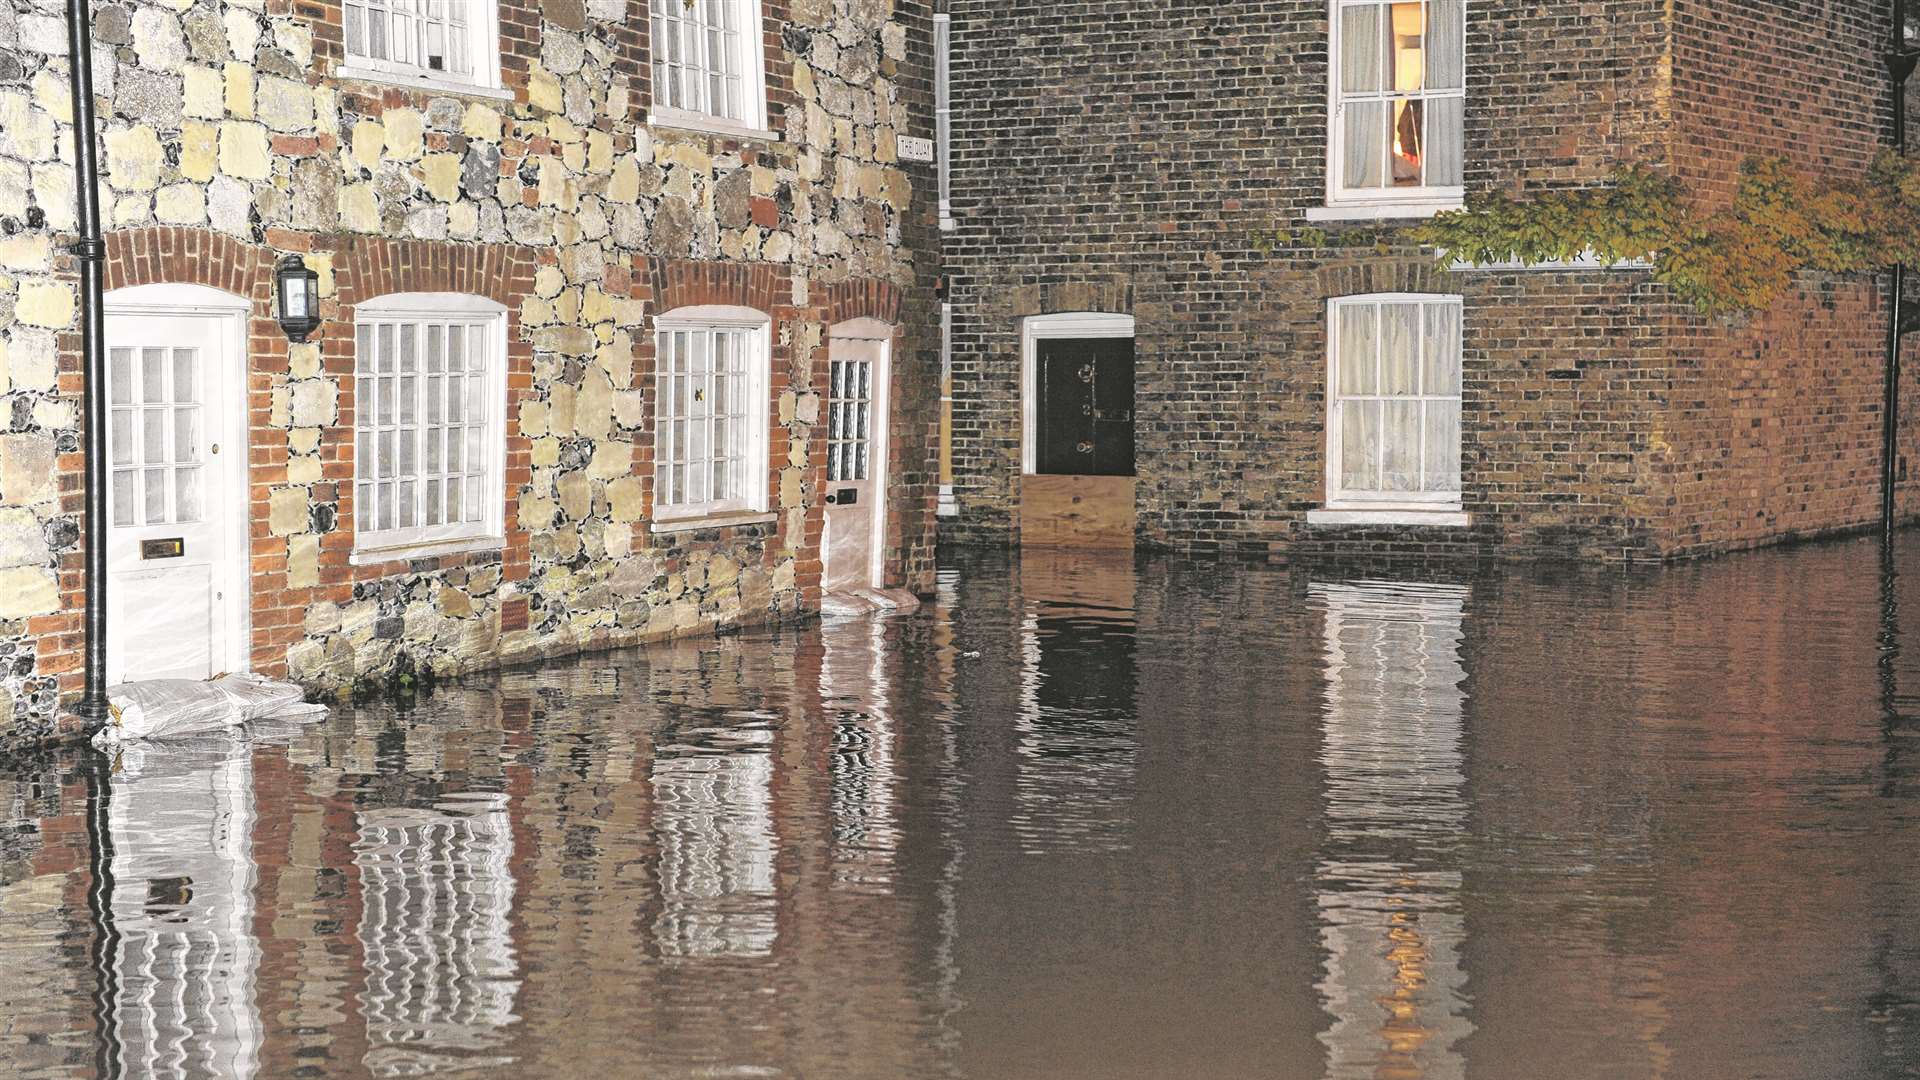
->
105;312;236;684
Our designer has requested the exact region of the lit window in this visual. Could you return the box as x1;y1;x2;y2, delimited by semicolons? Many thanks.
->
1329;0;1464;206
653;308;771;520
352;294;507;556
648;0;771;134
1325;295;1463;508
341;1;502;91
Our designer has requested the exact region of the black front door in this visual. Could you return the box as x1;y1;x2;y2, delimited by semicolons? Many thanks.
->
1036;337;1135;476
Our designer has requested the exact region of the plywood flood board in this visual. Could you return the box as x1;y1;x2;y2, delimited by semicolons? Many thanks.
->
1020;474;1136;549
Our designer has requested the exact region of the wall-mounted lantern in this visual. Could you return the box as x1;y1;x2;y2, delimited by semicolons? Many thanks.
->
275;254;321;343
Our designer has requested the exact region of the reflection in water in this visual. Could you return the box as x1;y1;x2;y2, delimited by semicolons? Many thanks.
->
825;615;901;891
3;543;1919;1078
102;738;262;1080
354;794;519;1076
1313;581;1473;1080
651;725;778;959
1012;556;1138;855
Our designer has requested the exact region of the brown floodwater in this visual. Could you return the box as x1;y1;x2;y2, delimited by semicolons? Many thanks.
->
3;539;1920;1079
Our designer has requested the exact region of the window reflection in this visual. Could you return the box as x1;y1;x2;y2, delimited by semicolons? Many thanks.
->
354;793;519;1076
104;739;263;1080
651;727;778;959
1312;581;1473;1079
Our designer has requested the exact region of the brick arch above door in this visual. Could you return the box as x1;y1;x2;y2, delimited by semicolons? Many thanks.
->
104;227;275;304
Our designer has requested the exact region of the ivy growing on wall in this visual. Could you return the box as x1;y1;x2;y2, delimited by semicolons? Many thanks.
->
1254;153;1920;317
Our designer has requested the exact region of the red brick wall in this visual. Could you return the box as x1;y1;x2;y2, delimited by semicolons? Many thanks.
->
1660;0;1911;556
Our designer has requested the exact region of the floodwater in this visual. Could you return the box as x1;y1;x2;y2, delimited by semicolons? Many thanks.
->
4;540;1920;1080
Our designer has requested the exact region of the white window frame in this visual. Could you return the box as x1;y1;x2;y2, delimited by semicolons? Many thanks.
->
1312;293;1468;528
337;1;510;100
350;292;509;563
1310;0;1466;222
651;305;773;530
646;0;777;141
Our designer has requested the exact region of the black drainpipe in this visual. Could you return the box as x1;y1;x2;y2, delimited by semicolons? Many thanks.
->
65;0;110;725
1885;0;1918;539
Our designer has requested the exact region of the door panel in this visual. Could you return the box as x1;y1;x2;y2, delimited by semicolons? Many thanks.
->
824;334;886;593
1036;337;1134;477
106;313;235;684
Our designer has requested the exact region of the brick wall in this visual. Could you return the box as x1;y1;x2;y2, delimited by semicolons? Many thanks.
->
942;0;1906;561
1656;0;1919;557
0;0;942;748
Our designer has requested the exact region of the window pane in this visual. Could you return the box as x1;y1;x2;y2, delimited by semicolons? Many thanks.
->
1427;0;1464;90
446;324;465;370
143;409;168;463
144;468;168;522
399;426;417;474
1343;100;1386;189
1389;2;1424;92
345;2;364;56
1382;400;1422;491
466;426;484;472
1381;304;1418;395
356;324;374;374
174;408;199;462
111;348;134;404
378;324;395;373
1341;400;1380;492
113;470;134;527
378;429;396;479
1423;302;1462;394
426;478;442;525
112;410;134;465
464;477;481;520
142;348;168;404
399;323;417;372
1340;5;1383;94
175;467;201;522
173;349;196;402
1391;98;1424;186
427;324;444;372
1426;95;1464;187
399;479;416;528
1337;304;1378;395
379;482;395;530
1425;399;1462;493
399;376;417;424
447;375;465;421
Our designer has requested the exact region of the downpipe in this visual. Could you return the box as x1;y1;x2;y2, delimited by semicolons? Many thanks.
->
65;0;110;726
1885;0;1919;539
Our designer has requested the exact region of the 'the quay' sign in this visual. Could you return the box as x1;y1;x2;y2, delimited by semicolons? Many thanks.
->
896;136;935;162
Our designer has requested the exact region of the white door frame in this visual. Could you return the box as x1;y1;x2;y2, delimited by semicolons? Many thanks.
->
1019;311;1135;475
828;318;892;590
104;283;253;679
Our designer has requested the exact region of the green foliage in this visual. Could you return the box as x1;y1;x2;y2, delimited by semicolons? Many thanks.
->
1400;152;1920;316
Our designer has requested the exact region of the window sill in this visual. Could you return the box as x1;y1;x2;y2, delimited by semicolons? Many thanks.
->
1307;507;1470;528
650;510;778;535
333;64;514;102
647;107;781;144
350;535;505;566
1304;200;1463;223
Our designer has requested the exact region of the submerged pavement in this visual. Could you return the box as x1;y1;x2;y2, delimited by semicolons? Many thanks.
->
3;539;1920;1079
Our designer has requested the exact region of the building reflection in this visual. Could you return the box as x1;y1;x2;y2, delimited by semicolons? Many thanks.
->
99;736;263;1080
353;793;519;1075
650;725;779;959
1311;580;1473;1080
1012;551;1139;855
822;613;900;891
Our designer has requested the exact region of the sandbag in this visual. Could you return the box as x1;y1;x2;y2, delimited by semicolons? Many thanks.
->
92;673;328;747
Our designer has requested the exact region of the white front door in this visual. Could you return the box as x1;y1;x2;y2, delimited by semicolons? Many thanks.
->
823;329;889;594
105;306;242;684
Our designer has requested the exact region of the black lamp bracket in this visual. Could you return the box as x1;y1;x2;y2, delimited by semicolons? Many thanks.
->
1889;46;1920;85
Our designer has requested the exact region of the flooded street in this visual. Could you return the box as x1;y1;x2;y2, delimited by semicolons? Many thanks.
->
4;541;1920;1079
